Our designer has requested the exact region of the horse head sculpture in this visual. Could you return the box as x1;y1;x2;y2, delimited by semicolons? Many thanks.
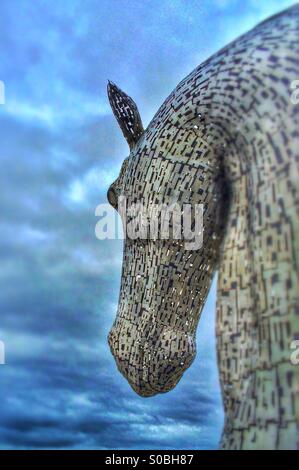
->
105;5;299;449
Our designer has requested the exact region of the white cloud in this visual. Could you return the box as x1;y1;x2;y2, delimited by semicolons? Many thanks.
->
64;166;118;207
4;97;110;128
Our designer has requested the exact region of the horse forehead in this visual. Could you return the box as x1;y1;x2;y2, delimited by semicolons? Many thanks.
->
123;131;209;188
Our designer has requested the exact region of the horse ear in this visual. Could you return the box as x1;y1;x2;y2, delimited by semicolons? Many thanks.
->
107;81;144;149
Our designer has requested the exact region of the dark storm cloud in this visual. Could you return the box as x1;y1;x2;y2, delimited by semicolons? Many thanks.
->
0;0;295;450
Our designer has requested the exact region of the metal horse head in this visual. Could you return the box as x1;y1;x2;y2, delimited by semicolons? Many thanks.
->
106;79;228;396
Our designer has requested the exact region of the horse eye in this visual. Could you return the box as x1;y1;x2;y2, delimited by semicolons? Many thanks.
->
107;186;118;209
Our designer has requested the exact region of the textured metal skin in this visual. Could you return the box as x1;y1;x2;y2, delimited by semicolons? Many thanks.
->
106;5;299;449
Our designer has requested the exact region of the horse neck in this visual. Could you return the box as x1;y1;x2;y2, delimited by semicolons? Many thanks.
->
215;57;299;449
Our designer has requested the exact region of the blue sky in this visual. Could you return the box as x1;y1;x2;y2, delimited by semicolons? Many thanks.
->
0;0;296;450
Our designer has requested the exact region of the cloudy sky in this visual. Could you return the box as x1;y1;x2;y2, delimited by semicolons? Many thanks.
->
0;0;296;450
